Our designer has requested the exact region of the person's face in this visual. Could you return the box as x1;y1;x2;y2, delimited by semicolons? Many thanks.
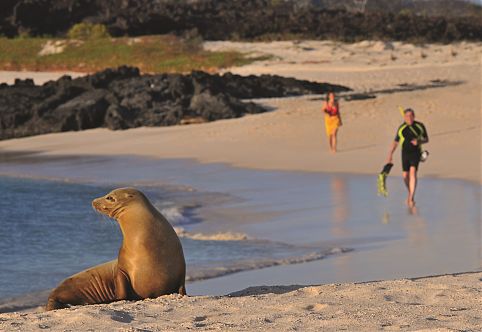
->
328;93;335;103
404;111;415;125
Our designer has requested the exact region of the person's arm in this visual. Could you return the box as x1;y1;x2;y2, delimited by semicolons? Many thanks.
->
337;102;343;125
387;128;401;163
386;140;398;164
322;101;329;114
415;136;428;145
420;123;429;144
411;124;429;146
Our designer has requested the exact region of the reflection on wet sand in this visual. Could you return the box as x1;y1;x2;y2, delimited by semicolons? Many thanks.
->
329;176;351;238
329;176;354;278
404;208;428;246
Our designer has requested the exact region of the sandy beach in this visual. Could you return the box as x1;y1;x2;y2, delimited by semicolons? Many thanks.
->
0;40;480;330
0;41;480;183
1;272;481;331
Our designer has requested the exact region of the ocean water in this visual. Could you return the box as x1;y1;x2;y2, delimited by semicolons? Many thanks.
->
0;155;480;301
0;175;343;299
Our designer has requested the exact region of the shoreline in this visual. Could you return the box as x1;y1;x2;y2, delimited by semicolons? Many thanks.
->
0;148;480;185
0;147;480;185
0;154;479;311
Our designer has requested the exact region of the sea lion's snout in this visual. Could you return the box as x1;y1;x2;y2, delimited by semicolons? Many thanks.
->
92;198;102;210
92;195;115;215
92;197;106;213
92;188;141;217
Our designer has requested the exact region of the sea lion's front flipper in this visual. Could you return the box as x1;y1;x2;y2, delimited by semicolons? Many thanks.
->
115;267;138;300
46;260;118;311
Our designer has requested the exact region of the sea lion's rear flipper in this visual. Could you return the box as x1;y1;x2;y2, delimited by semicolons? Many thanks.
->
46;260;118;311
178;284;187;296
46;296;70;311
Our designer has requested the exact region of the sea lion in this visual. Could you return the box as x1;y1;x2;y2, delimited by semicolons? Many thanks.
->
46;188;186;311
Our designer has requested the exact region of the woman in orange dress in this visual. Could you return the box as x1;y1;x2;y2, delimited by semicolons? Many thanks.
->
322;92;342;153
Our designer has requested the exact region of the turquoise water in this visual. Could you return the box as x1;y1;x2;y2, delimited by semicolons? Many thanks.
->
0;155;479;300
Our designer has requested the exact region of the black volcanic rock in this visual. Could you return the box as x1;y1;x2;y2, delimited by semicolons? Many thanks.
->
0;66;350;140
0;0;481;42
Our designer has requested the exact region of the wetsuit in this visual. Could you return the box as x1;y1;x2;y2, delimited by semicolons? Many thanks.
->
394;121;428;172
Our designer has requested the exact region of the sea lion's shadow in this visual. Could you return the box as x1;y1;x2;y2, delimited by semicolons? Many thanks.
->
227;284;310;297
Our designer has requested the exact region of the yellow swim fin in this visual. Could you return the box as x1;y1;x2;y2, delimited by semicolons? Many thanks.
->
377;173;388;197
377;163;393;197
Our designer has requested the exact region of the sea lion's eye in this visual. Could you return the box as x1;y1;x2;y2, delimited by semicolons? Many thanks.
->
106;196;115;202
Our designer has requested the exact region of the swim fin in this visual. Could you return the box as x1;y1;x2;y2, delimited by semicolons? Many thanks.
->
377;163;393;197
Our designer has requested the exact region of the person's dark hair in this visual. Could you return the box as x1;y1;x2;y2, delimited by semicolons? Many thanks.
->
326;91;335;102
404;108;415;115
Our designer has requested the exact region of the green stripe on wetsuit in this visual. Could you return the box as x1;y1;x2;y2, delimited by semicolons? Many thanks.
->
397;122;425;153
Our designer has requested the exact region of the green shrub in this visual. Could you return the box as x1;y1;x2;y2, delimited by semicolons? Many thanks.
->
182;29;204;53
398;9;412;17
18;30;31;39
67;23;111;40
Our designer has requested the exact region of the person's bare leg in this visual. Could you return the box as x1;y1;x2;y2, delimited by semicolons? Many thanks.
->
328;135;334;153
332;129;338;153
408;166;417;207
402;171;410;205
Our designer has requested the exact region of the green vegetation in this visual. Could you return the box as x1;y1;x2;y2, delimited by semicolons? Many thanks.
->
67;23;111;40
0;34;260;73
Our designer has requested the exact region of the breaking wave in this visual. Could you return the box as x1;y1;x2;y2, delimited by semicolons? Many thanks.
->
186;247;351;282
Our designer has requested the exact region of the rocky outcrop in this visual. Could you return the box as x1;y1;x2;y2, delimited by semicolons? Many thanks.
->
0;66;350;140
0;0;481;42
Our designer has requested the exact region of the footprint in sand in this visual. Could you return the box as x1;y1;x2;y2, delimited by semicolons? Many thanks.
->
193;315;207;322
304;303;329;312
192;315;208;328
105;309;134;323
382;286;448;306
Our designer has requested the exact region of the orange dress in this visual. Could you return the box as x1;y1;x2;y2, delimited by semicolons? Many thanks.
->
324;103;341;136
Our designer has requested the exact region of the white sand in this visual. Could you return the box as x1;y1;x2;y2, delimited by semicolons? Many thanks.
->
0;70;84;85
1;272;481;331
0;40;480;329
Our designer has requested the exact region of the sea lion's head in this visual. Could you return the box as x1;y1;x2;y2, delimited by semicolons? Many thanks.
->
92;187;145;218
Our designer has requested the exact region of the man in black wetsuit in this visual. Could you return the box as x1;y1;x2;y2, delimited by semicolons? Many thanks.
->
386;108;429;208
